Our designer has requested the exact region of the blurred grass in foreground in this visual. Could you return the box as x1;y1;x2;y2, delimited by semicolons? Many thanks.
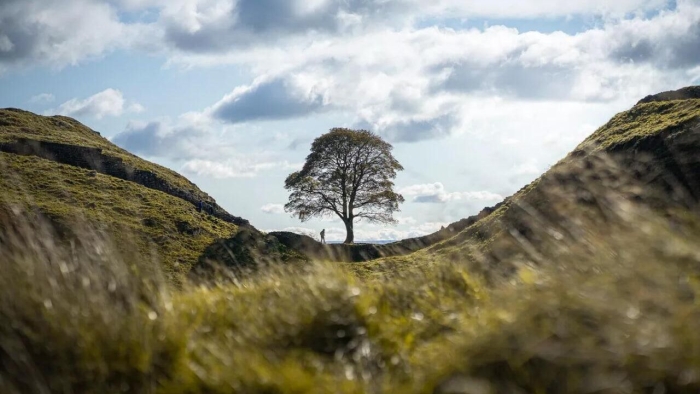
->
2;190;700;394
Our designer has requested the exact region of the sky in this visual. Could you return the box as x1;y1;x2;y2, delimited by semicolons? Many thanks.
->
1;0;699;242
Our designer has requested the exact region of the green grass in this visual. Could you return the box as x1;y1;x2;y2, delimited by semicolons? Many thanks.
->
0;152;238;282
578;99;700;151
3;195;700;393
3;96;700;392
0;108;214;204
351;99;700;278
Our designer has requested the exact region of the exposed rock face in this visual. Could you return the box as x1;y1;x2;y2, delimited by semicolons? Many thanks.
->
0;138;249;227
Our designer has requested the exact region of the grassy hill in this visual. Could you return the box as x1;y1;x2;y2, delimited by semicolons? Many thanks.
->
212;90;700;272
354;88;700;279
0;109;245;282
0;109;204;200
3;88;700;393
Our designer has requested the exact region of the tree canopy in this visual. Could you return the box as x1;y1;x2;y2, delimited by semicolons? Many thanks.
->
284;128;404;244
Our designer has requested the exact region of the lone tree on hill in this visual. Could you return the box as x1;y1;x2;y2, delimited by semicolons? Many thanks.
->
284;128;405;244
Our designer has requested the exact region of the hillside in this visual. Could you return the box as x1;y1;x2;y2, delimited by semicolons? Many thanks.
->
0;109;248;281
207;88;700;270
0;109;249;226
4;88;700;393
356;87;700;278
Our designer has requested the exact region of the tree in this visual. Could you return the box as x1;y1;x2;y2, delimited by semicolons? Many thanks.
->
284;128;405;244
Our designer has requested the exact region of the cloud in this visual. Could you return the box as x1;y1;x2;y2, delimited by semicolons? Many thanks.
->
113;121;172;156
0;0;147;73
5;0;697;144
365;113;457;142
420;0;671;18
511;161;541;176
164;1;700;141
399;182;504;204
157;0;674;54
128;103;146;113
159;0;403;52
605;5;700;69
7;0;694;146
54;89;144;119
181;158;300;178
261;203;286;214
211;77;329;123
112;113;216;157
28;93;55;103
396;216;418;225
113;113;305;179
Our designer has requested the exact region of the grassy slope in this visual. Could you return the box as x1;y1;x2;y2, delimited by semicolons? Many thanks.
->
0;108;215;204
0;152;238;281
266;100;700;265
579;98;700;150
4;93;700;393
0;109;244;282
354;98;700;278
3;179;700;393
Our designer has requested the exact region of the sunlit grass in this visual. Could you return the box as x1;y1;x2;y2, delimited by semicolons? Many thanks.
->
0;152;239;283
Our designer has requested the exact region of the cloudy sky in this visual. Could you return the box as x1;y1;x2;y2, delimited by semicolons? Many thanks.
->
1;0;699;242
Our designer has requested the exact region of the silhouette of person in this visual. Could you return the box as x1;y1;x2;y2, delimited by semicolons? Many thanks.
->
198;201;203;212
320;229;326;244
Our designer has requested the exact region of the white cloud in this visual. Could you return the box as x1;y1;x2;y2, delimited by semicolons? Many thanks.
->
113;114;221;158
128;103;146;113
114;0;170;11
261;203;286;214
396;216;418;225
155;0;672;55
162;1;700;141
511;161;541;176
54;89;144;119
399;182;503;204
0;0;150;73
210;76;330;124
28;93;55;103
113;114;305;179
420;0;669;18
181;158;300;178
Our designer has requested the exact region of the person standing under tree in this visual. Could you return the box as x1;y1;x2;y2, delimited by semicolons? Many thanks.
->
320;229;326;244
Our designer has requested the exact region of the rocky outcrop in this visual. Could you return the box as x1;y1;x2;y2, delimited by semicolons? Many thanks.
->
0;138;249;227
637;86;700;104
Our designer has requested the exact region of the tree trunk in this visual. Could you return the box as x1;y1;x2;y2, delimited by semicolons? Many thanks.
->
343;219;354;244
